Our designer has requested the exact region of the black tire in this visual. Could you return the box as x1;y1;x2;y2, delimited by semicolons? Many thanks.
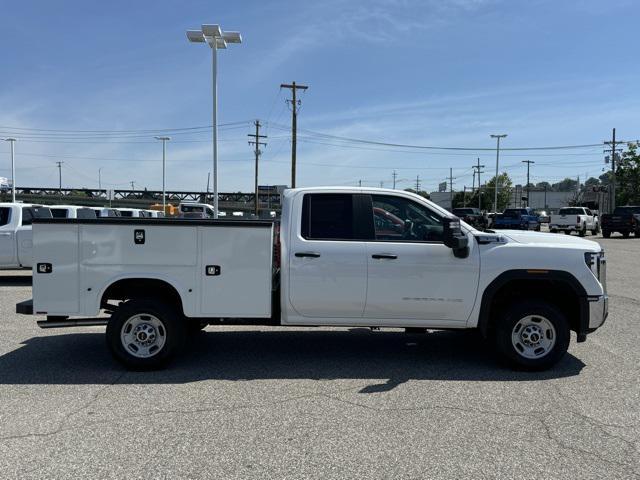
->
493;301;570;371
564;230;571;235
550;228;557;234
592;223;600;235
602;230;611;238
579;224;586;237
535;224;541;232
623;231;630;238
106;298;186;370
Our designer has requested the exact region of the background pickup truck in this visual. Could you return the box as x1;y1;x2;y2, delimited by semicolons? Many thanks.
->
492;208;541;231
600;206;640;238
0;203;52;269
16;187;608;372
452;207;488;229
549;207;599;236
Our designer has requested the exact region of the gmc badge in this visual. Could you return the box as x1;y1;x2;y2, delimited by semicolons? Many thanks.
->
134;229;145;245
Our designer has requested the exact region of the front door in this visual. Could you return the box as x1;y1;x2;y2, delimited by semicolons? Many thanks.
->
287;193;368;321
364;194;480;324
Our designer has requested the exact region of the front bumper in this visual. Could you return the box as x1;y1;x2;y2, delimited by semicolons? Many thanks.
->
588;295;609;330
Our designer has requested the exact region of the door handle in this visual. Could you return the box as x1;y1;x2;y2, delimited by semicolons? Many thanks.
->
372;253;398;259
295;252;321;258
0;232;11;237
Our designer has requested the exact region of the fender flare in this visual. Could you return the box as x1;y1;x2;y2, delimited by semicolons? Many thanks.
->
478;269;589;339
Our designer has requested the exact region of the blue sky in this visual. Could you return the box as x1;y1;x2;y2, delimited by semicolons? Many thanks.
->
1;0;639;193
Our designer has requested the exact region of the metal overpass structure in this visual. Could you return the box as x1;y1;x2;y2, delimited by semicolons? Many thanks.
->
0;187;282;213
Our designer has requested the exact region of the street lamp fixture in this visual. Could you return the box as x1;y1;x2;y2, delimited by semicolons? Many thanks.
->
155;136;171;214
186;24;242;219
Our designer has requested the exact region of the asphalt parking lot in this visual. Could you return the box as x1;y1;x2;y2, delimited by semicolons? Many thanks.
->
0;233;638;479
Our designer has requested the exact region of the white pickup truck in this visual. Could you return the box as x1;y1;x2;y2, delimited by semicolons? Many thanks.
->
0;203;52;269
549;207;599;236
16;187;608;371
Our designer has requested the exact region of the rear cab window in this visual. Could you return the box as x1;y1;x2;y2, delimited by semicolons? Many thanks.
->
301;194;354;240
0;207;11;226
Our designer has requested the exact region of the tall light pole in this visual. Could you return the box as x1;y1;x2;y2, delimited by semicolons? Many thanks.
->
490;134;507;212
3;138;16;202
187;24;242;219
98;167;103;191
155;136;171;214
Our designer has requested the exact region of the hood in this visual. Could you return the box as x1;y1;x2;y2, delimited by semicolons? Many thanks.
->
499;230;601;251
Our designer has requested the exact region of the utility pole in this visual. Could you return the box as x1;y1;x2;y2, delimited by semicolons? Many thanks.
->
56;161;64;191
358;180;362;187
449;168;455;207
604;128;623;213
280;81;308;188
155;136;171;214
98;167;102;191
130;181;135;191
522;160;534;207
379;181;384;188
206;172;210;195
490;134;507;212
248;120;267;217
415;175;421;192
392;170;398;189
473;158;485;210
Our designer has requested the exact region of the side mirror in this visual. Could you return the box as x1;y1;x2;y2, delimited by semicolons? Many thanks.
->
443;217;469;258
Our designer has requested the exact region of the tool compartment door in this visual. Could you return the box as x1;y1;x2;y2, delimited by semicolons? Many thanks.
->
199;225;273;317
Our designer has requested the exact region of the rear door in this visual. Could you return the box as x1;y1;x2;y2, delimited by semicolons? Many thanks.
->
288;193;368;320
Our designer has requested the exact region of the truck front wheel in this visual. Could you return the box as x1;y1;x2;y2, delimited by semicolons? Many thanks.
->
106;298;186;370
494;301;570;371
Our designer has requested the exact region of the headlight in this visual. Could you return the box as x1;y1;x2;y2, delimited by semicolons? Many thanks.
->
585;250;606;287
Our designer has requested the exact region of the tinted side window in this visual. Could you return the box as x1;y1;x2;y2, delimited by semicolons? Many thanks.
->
301;194;354;240
21;208;33;226
372;195;444;242
51;208;68;218
77;208;97;219
120;211;133;217
0;207;11;226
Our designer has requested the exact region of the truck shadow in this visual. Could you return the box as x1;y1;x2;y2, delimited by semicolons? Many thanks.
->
0;328;585;390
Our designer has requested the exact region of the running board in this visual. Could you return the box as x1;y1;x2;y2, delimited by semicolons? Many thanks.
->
37;318;109;329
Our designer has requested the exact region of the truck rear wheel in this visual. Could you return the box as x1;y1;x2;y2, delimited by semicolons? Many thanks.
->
494;301;570;371
579;224;587;237
602;230;611;238
106;298;186;370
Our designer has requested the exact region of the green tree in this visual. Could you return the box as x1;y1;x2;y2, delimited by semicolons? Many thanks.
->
484;172;513;212
535;181;552;191
585;177;600;187
552;177;578;191
616;143;640;205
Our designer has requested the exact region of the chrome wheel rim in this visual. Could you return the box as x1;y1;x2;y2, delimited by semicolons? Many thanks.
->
511;315;556;359
121;313;166;358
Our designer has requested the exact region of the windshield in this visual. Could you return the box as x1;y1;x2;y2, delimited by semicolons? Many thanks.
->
613;206;640;215
559;208;583;215
503;209;526;217
50;208;68;218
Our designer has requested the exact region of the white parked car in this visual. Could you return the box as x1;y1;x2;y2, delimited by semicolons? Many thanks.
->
0;203;52;269
49;205;97;219
17;187;608;371
116;208;149;218
549;207;599;236
92;208;121;218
